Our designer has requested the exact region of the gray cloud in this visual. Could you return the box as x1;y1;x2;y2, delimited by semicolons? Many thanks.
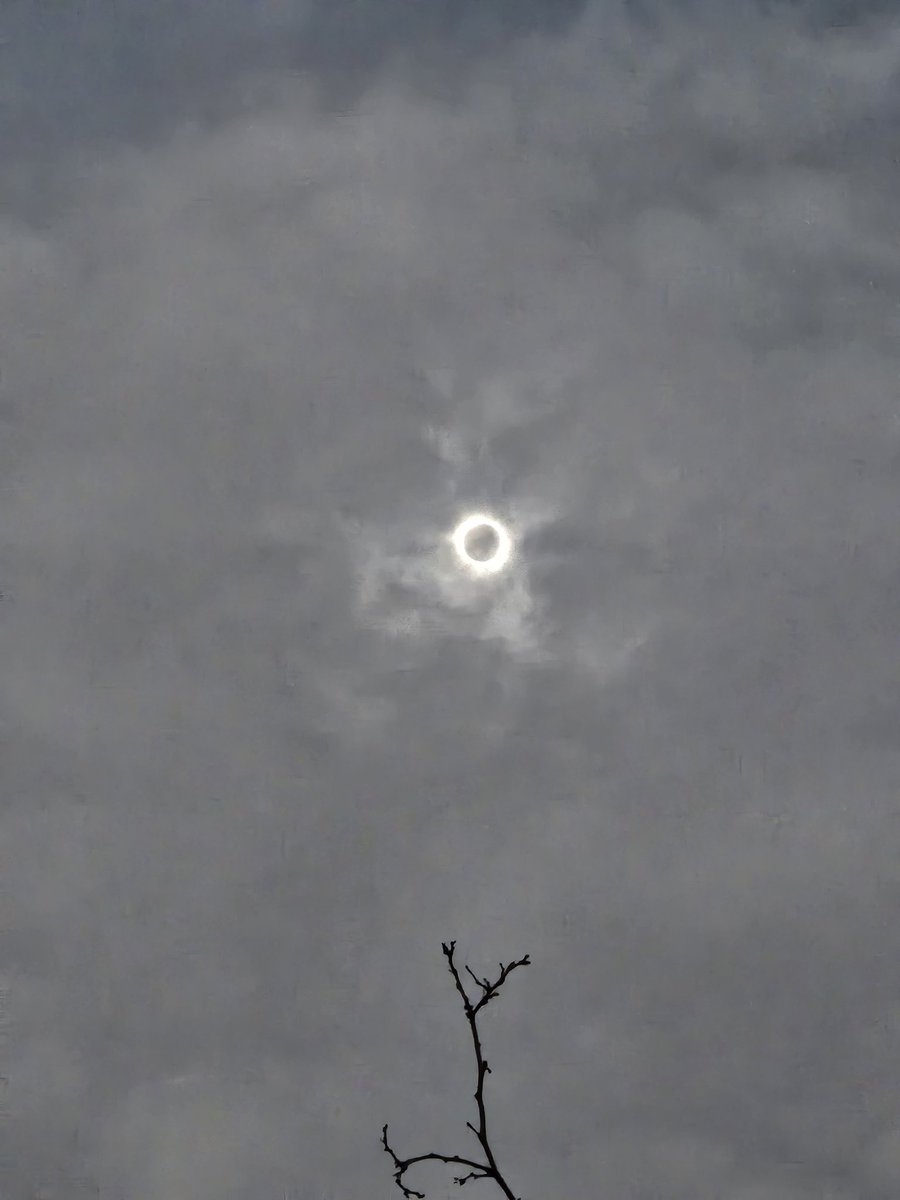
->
3;1;900;1197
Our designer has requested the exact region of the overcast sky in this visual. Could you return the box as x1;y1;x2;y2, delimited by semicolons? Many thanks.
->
3;1;900;1197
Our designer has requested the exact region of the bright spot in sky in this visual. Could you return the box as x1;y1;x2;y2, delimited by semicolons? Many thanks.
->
450;513;513;576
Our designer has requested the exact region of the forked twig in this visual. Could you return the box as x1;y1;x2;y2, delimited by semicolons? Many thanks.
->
381;940;531;1200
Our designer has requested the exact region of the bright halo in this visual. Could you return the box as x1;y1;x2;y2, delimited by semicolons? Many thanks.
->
450;514;513;576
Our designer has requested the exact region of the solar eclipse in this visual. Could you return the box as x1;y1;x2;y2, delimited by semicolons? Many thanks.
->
450;514;513;576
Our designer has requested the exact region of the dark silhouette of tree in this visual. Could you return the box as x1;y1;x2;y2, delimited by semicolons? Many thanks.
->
381;940;531;1200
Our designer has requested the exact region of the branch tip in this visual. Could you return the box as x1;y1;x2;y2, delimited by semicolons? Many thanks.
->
380;943;532;1200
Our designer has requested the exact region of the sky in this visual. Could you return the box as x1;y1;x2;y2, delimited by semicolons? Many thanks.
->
2;0;900;1197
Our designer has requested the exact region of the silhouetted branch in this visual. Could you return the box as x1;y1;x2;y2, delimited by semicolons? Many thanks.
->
381;1125;491;1199
380;940;531;1200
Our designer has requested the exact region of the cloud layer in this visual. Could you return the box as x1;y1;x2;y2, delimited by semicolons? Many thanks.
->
3;1;900;1197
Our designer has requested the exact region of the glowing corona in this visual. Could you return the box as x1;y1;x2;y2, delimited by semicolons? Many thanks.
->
450;514;513;576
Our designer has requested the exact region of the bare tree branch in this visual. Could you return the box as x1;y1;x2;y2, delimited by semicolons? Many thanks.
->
380;940;531;1200
381;1125;489;1199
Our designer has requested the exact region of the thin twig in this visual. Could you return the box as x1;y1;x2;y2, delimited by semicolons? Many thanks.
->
380;941;531;1200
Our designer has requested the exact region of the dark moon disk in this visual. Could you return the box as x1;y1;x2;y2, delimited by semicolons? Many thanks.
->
464;524;501;562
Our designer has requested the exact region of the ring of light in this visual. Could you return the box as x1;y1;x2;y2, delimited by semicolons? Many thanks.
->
451;514;513;576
